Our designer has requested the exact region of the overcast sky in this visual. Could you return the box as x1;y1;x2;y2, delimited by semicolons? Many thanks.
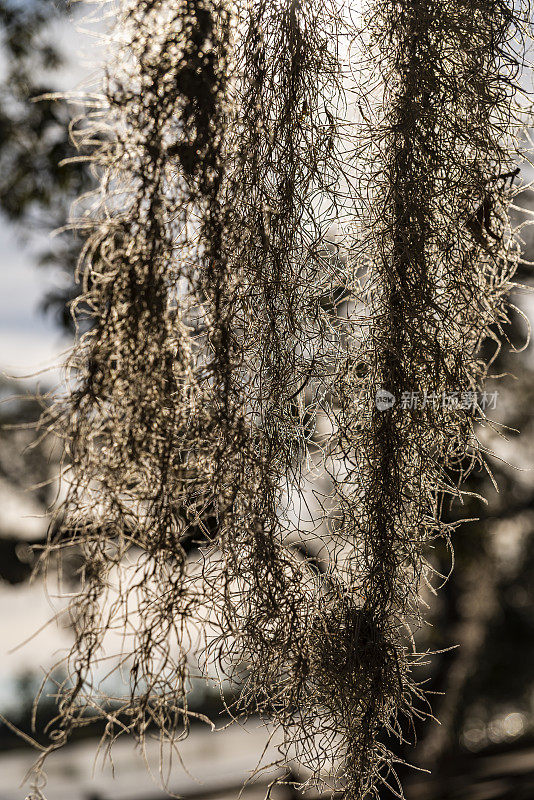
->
0;13;102;389
0;228;71;385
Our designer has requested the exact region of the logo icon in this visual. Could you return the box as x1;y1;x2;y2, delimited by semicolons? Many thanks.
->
375;388;395;411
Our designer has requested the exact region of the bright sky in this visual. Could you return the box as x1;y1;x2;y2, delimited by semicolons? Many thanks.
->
0;226;72;386
0;12;102;389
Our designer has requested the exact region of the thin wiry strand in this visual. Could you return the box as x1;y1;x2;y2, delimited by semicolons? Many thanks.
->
203;0;367;785
327;0;531;795
36;0;356;789
34;0;235;782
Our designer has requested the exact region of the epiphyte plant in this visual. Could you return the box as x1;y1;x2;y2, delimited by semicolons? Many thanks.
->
31;0;532;798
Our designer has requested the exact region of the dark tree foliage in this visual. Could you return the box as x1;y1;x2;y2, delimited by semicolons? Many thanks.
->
0;0;91;329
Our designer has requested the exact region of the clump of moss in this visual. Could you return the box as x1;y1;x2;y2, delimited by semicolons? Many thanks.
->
31;0;532;798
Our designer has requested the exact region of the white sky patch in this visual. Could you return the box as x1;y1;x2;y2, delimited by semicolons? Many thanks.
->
0;10;104;387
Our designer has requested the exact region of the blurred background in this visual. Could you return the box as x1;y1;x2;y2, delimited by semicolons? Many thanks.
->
2;1;534;798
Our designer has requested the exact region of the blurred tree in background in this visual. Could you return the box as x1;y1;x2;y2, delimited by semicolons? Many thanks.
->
0;0;84;594
0;0;91;330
